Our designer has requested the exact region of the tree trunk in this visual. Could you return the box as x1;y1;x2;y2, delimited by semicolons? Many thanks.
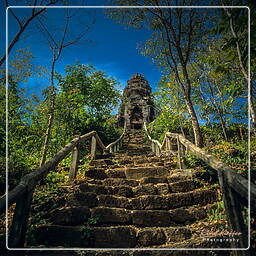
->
40;57;56;166
181;64;203;147
40;104;55;166
184;94;203;147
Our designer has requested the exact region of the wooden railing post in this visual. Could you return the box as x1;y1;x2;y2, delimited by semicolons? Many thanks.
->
156;144;160;157
9;187;34;248
166;137;170;151
69;136;80;182
177;136;184;169
151;141;155;153
91;135;97;160
219;172;248;252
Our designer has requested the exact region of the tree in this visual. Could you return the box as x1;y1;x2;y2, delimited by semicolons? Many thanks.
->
108;0;211;146
216;0;256;128
37;9;93;166
1;0;61;66
56;63;121;119
192;45;246;141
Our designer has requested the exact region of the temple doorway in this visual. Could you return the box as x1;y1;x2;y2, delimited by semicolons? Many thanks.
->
130;105;143;129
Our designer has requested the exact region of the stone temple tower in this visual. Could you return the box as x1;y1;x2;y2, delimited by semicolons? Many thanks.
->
118;73;155;129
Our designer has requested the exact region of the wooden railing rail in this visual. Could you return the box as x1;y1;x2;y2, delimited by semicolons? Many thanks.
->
0;125;127;248
106;121;127;153
144;122;255;252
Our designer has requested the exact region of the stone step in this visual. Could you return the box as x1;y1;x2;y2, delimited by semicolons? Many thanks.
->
32;224;198;248
125;166;170;179
92;189;217;210
129;189;217;210
78;179;196;197
50;206;91;225
32;225;137;248
136;227;192;247
89;159;114;167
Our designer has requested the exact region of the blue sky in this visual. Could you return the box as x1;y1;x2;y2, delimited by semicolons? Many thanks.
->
3;3;162;99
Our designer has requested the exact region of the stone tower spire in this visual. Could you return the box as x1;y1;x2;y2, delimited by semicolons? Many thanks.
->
118;73;155;129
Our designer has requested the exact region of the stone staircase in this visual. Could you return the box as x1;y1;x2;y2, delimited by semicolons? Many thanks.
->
32;130;220;249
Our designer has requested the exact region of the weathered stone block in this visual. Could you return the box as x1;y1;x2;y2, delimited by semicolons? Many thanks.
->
133;184;158;196
156;183;170;194
79;183;112;195
193;189;217;205
70;192;98;207
91;207;131;224
140;177;168;184
167;193;194;209
169;208;194;223
51;207;90;225
131;195;169;210
33;225;83;247
137;228;166;246
104;178;139;187
170;180;195;193
132;210;171;227
85;169;108;180
125;167;169;179
92;226;137;248
89;159;113;167
97;195;130;208
165;227;192;243
113;185;133;197
107;169;126;178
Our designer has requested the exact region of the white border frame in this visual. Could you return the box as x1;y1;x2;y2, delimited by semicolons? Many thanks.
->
5;5;251;252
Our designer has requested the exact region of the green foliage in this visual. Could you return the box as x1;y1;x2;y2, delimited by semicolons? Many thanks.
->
80;216;100;246
148;110;192;142
1;61;122;195
208;201;226;221
45;170;67;185
31;184;66;221
183;152;218;184
209;140;248;176
56;63;121;117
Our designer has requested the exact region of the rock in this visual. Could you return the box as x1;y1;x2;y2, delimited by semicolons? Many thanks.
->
125;167;169;179
70;192;98;207
91;207;131;224
107;169;126;178
140;177;168;184
170;180;195;193
51;207;90;225
85;169;108;180
131;195;169;210
165;227;192;243
156;183;170;194
137;228;166;246
167;192;194;209
104;178;139;187
193;189;217;205
169;208;194;223
97;195;130;208
133;210;171;227
92;226;137;248
89;159;114;167
33;225;83;247
79;183;112;195
113;185;133;197
133;184;158;196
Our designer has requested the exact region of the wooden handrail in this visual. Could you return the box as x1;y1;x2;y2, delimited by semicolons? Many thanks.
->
106;121;127;153
1;124;127;247
144;122;255;251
